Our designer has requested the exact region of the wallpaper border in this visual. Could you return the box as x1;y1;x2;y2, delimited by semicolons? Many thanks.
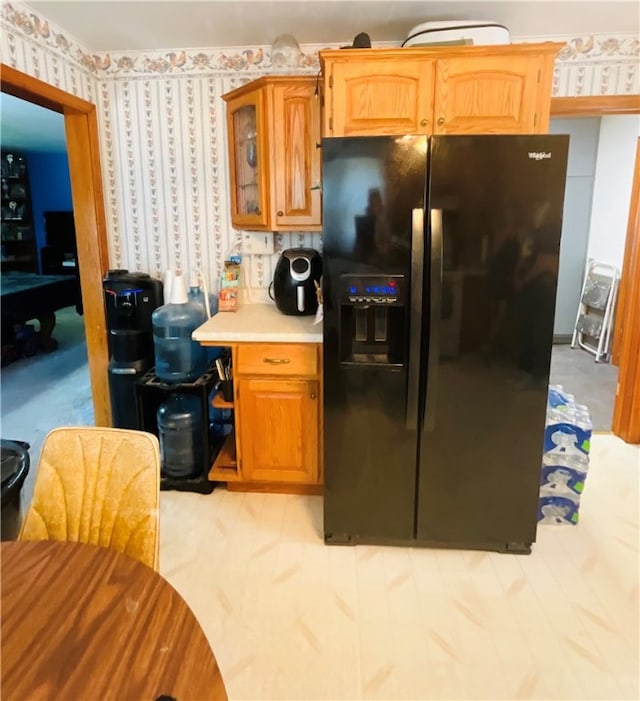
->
1;2;100;74
92;34;639;79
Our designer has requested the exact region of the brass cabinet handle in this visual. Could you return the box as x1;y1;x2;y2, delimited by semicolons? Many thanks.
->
437;117;445;126
420;118;428;127
277;210;284;216
263;358;290;364
310;393;317;399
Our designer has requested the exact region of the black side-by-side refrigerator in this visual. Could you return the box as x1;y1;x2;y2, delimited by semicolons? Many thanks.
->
322;134;569;553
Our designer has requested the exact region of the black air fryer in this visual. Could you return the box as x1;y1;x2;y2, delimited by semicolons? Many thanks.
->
103;270;163;428
272;248;322;315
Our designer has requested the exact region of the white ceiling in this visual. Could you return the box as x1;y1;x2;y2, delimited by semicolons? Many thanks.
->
26;0;640;52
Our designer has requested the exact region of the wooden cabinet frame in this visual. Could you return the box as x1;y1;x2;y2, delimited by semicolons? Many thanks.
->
201;341;323;493
223;76;322;231
320;43;563;138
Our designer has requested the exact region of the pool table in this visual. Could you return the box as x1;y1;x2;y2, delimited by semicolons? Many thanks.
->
1;271;81;358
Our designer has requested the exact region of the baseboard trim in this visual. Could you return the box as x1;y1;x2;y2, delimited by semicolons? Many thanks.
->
553;334;573;344
227;481;323;495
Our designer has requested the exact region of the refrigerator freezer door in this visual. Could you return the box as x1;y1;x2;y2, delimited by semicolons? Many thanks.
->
323;136;427;543
417;134;569;552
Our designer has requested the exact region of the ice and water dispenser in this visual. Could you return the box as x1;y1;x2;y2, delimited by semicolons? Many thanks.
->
338;274;406;366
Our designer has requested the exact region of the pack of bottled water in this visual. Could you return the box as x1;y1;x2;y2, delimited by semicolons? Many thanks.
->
537;384;592;526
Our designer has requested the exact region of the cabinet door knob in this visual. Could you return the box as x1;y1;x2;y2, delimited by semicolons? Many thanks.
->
310;393;317;400
420;119;428;127
437;117;445;127
263;357;290;364
277;210;284;217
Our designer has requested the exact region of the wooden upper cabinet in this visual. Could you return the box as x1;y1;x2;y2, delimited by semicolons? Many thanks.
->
326;59;434;136
434;55;544;134
270;82;322;228
320;43;562;138
224;88;269;229
223;76;322;231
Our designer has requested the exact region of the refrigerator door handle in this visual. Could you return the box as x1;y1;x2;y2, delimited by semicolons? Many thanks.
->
406;207;424;430
424;208;443;432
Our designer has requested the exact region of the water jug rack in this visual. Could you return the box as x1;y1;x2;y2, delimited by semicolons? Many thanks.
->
134;362;219;494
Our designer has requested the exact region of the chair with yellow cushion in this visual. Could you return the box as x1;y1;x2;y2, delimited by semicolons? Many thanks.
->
19;426;160;570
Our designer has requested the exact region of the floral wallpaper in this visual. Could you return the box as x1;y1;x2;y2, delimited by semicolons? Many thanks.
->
552;35;640;96
0;2;96;100
94;62;329;291
1;1;639;295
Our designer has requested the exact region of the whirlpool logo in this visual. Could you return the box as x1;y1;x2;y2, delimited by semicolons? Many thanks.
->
528;151;552;160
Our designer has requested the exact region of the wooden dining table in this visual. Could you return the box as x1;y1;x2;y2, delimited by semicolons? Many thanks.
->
1;540;228;700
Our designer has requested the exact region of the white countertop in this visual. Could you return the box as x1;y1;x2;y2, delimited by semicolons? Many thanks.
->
193;303;323;344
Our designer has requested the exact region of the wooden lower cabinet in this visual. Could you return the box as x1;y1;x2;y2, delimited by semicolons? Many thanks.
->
236;378;319;484
207;341;322;493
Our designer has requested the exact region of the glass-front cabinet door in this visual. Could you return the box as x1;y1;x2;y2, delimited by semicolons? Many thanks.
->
223;76;323;231
225;90;268;228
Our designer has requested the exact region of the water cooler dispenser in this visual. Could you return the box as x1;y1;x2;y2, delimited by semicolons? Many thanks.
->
103;270;163;428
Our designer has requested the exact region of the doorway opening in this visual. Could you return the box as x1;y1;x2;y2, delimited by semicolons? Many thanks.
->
548;113;639;430
1;93;93;465
1;64;111;430
548;95;640;440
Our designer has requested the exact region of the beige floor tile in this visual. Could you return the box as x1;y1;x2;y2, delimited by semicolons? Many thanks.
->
156;434;638;701
422;626;462;665
491;630;536;668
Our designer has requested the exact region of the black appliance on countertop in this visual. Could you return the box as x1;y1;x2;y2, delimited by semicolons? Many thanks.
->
272;248;322;315
322;134;569;554
104;270;163;428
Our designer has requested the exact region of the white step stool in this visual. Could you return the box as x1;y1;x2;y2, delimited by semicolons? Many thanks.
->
571;260;619;362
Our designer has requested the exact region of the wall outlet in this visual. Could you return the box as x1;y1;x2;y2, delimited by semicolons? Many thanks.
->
243;232;275;256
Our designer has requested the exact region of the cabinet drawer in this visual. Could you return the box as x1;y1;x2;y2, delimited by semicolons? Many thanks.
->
236;343;317;376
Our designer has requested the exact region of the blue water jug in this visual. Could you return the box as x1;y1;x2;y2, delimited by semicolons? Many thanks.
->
157;393;203;478
152;271;208;384
188;273;222;366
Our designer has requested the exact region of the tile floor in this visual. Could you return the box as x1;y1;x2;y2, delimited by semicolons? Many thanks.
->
1;309;638;699
160;433;638;700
